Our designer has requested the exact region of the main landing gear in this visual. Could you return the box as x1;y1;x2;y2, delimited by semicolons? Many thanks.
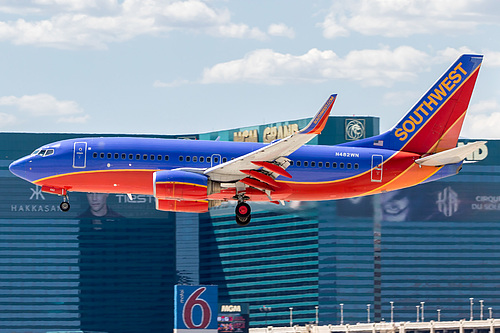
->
234;193;251;226
60;195;70;212
235;202;251;226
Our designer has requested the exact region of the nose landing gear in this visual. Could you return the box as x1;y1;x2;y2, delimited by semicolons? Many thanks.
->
60;195;70;212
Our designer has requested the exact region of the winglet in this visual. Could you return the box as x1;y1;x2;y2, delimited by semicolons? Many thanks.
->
300;94;337;135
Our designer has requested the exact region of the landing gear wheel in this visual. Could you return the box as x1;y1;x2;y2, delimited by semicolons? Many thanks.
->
235;202;251;226
60;201;70;212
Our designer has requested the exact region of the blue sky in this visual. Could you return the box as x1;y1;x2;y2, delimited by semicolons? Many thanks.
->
0;0;499;138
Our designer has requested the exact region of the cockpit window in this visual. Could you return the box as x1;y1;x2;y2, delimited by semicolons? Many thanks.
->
31;148;55;157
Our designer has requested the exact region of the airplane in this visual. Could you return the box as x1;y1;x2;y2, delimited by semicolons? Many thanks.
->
9;54;485;226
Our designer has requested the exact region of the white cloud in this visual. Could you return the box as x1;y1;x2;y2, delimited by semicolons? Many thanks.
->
0;0;268;49
321;0;498;39
0;112;17;128
200;46;429;86
0;93;89;123
461;99;500;138
463;112;500;138
267;23;295;39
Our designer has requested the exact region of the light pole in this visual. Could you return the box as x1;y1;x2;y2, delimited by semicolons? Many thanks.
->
390;301;394;323
416;305;420;322
367;304;371;323
489;307;493;319
289;307;293;327
315;306;319;325
470;298;474;321
421;302;425;322
340;303;344;325
259;306;272;326
437;309;441;322
480;300;484;320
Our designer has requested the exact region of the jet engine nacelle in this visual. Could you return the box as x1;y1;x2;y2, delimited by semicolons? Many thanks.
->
153;170;208;200
156;198;209;213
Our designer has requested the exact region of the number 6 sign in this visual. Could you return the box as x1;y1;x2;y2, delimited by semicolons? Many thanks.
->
174;285;218;332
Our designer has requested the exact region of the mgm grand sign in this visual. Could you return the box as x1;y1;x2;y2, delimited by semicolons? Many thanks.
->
233;124;299;143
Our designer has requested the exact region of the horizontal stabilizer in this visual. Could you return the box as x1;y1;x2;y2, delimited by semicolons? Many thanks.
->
415;141;487;166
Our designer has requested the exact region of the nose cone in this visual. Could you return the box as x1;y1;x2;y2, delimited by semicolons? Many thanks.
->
9;157;28;181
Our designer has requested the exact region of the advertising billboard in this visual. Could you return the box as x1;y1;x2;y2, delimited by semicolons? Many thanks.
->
174;285;218;333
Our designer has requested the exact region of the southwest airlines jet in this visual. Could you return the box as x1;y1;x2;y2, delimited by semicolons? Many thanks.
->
10;54;485;225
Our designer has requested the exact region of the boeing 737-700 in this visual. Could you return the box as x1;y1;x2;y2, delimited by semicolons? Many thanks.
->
9;54;485;225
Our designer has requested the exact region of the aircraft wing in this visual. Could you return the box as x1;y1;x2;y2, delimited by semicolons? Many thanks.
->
204;94;337;183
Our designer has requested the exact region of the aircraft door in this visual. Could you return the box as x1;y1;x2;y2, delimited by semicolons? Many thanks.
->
73;142;87;168
211;154;222;168
371;154;383;182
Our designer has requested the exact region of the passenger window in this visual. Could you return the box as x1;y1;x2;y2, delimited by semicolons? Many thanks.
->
150;154;155;160
136;154;140;160
200;156;204;162
93;152;98;158
114;153;119;159
121;153;126;159
186;156;191;162
179;156;184;162
290;161;294;166
107;153;112;159
158;155;162;161
304;161;309;167
296;161;301;167
214;157;219;163
354;163;359;169
129;154;133;160
222;157;227;163
193;156;198;162
165;155;169;161
311;161;316;167
206;157;211;163
340;163;345;168
332;162;337;168
347;163;352;169
318;162;323;168
142;154;147;160
100;153;105;159
325;162;330;168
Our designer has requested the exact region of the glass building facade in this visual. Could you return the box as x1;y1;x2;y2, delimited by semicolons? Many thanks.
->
1;115;499;330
